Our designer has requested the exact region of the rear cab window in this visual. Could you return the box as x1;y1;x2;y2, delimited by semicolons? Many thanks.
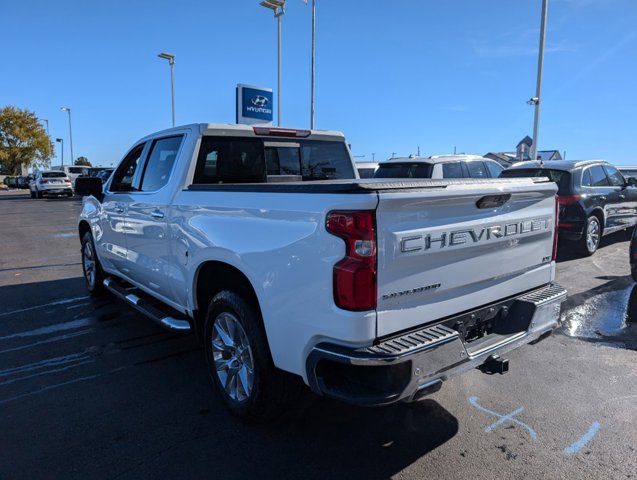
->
193;137;354;184
500;168;572;195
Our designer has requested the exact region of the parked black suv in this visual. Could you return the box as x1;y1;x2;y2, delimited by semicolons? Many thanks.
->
501;160;637;256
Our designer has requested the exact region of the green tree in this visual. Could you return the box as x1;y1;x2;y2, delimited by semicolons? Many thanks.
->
75;156;92;167
0;106;53;174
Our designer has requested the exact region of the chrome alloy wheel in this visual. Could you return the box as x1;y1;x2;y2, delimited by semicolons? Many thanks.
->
586;217;600;252
82;240;97;289
211;312;255;402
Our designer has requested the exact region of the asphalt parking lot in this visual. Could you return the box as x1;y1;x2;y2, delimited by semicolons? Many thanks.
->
1;191;635;480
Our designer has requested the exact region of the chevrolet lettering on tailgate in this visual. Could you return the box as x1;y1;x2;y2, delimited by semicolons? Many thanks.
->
400;217;552;253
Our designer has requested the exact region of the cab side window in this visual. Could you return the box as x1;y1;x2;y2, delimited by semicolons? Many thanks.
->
589;165;610;187
581;169;592;187
442;162;464;178
603;165;625;187
110;144;146;192
485;161;504;178
140;136;183;192
466;161;487;178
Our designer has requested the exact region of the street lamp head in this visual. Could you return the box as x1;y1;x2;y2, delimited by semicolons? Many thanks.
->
260;0;285;14
526;97;539;106
158;52;175;64
60;107;70;112
56;138;62;142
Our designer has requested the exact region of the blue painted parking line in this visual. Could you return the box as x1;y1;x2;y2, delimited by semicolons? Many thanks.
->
469;396;538;440
564;422;600;455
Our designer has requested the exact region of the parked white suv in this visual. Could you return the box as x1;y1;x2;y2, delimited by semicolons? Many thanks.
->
374;154;505;179
30;170;74;198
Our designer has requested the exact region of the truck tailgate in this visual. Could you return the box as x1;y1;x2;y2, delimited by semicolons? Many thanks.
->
375;179;557;337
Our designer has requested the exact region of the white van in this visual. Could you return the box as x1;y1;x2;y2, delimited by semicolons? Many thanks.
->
50;165;89;182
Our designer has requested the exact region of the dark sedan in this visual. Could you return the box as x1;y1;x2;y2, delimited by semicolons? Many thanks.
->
501;160;637;256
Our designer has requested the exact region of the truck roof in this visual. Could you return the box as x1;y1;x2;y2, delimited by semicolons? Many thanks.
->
140;123;346;142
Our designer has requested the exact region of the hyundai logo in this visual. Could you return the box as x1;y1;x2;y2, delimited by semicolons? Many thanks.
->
251;95;269;107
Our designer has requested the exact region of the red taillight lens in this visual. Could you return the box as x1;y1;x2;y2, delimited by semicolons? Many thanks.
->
65;179;72;183
326;211;377;311
557;194;582;206
552;196;559;261
252;126;311;138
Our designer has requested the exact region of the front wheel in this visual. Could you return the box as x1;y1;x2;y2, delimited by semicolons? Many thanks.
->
204;291;289;422
81;231;105;295
578;215;601;256
30;190;36;199
36;190;43;199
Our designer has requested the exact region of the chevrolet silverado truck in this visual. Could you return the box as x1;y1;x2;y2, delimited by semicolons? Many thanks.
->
76;123;566;420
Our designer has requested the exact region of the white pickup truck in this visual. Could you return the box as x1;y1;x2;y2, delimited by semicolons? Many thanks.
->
76;123;566;420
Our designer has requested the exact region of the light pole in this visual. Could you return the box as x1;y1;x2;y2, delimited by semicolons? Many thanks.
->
259;0;285;126
310;0;315;129
60;107;74;165
529;0;549;162
56;138;64;167
38;118;49;136
158;52;176;127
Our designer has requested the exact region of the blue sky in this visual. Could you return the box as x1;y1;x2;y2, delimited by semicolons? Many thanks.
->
2;0;636;166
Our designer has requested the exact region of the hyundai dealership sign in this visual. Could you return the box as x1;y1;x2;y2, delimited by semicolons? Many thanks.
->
236;84;273;125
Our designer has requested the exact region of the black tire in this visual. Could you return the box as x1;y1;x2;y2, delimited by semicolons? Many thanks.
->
577;215;601;256
632;267;637;283
81;231;105;296
36;190;43;199
204;290;289;422
30;190;36;199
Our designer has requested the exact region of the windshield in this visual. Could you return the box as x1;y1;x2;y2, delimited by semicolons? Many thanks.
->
500;168;571;194
373;163;434;179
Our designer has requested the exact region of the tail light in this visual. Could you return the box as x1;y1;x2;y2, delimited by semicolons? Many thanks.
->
552;196;559;261
557;194;582;206
65;179;72;183
253;127;311;138
326;211;377;311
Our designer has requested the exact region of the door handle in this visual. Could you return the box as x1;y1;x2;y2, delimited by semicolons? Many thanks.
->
619;194;626;199
150;210;165;219
599;196;606;201
115;206;125;214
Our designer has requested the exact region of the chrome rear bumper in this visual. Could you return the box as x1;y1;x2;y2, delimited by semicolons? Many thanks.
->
306;283;567;406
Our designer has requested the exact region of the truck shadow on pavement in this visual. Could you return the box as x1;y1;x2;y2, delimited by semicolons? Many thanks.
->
0;276;459;480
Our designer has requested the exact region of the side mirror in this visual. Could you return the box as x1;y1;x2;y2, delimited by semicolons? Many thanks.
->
627;177;637;187
75;176;104;200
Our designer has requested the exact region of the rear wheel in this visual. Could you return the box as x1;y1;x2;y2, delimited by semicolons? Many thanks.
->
81;232;105;295
204;290;289;422
36;189;43;199
30;190;36;199
578;215;601;256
